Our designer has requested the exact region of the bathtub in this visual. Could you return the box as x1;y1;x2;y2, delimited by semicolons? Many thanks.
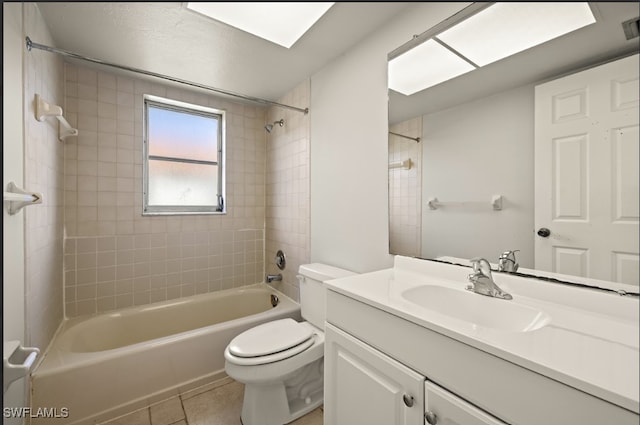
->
31;284;301;425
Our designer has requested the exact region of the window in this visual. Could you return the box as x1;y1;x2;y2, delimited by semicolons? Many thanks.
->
143;95;225;215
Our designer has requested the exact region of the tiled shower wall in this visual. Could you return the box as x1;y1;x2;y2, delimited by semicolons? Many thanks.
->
63;63;267;317
23;3;65;350
388;117;422;257
265;81;311;301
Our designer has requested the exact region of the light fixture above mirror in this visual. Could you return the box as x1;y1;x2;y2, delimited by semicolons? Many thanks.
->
389;2;597;96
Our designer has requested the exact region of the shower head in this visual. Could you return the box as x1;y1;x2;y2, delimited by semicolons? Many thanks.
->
265;119;284;133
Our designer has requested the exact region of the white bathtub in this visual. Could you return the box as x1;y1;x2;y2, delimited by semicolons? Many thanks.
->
31;284;301;425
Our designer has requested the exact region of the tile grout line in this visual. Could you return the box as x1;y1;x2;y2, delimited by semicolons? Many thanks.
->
178;392;189;425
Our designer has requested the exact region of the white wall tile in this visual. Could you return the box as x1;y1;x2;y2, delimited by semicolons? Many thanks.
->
23;2;65;349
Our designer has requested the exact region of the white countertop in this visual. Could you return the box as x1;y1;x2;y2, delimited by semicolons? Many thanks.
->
326;256;640;413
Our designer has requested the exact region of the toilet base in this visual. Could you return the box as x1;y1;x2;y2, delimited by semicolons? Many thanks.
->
239;358;323;425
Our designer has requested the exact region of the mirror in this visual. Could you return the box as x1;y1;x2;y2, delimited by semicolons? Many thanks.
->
388;2;639;292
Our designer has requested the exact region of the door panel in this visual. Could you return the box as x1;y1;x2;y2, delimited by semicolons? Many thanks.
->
612;125;639;221
535;54;639;285
552;134;587;220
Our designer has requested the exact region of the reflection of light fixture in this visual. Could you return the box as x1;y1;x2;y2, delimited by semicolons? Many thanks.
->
389;39;475;96
186;2;334;48
438;2;596;67
389;2;596;96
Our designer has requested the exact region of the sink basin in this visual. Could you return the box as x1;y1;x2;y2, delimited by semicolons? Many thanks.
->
401;285;551;332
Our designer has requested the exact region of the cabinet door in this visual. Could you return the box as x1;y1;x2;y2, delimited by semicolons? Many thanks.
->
325;323;425;425
424;381;507;425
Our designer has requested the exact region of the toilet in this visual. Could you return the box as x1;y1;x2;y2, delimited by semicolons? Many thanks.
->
224;263;355;425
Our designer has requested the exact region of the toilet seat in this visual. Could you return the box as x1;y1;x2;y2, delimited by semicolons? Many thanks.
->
225;318;316;366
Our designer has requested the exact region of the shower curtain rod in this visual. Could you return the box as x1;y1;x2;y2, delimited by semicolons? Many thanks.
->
25;37;309;115
389;131;420;143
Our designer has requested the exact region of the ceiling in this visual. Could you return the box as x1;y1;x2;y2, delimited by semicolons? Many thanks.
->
33;2;640;118
36;2;410;104
389;2;640;123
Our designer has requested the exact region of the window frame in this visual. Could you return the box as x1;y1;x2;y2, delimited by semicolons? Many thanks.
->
142;94;226;216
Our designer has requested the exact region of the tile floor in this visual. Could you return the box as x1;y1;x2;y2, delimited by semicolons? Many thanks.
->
100;377;323;425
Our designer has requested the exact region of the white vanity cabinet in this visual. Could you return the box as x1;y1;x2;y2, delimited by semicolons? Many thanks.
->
325;267;639;425
325;323;508;425
324;323;424;425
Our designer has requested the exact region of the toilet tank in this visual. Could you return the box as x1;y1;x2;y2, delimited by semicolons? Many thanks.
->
297;263;355;330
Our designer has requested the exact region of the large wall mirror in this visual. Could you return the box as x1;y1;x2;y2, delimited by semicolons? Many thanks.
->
388;2;639;292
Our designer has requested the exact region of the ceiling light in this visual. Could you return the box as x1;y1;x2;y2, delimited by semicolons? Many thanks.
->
186;2;334;48
389;39;476;96
437;2;596;67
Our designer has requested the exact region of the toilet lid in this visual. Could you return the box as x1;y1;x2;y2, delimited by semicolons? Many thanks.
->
228;318;314;358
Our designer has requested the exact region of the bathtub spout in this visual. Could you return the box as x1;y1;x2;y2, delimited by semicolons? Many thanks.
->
266;273;282;283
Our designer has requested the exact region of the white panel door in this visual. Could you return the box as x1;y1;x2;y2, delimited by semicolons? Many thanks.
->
535;54;639;285
324;323;424;425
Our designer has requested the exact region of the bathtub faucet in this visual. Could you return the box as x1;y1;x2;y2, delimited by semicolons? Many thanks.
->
266;273;282;283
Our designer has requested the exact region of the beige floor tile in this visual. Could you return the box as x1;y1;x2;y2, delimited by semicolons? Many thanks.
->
290;407;324;425
150;397;185;425
101;408;151;425
182;381;244;425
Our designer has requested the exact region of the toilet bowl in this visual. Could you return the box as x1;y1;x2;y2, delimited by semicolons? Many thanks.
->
224;263;355;425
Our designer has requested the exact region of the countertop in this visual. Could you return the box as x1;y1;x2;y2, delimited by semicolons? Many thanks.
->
325;256;639;413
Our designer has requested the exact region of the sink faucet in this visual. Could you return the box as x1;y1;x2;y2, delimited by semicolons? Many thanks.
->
466;258;512;300
497;250;519;272
266;273;282;283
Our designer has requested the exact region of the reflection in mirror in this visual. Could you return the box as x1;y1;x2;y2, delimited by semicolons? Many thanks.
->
388;119;422;257
388;2;640;292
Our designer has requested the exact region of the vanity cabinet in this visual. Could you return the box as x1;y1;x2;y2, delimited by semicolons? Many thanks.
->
324;323;424;425
325;286;639;425
325;323;508;425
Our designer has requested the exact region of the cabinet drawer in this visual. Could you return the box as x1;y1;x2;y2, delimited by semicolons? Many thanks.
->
425;381;507;425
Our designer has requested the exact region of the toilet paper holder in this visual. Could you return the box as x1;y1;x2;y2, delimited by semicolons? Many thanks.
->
4;340;39;393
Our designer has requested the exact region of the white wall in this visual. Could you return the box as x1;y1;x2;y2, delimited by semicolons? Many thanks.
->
3;3;27;419
310;2;470;273
421;84;535;267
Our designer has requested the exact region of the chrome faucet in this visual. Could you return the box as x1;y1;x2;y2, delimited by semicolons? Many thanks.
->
466;258;512;300
266;273;282;283
497;250;519;272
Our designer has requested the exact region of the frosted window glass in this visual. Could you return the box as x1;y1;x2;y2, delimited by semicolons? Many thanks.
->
144;94;225;215
148;160;218;206
148;106;218;162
